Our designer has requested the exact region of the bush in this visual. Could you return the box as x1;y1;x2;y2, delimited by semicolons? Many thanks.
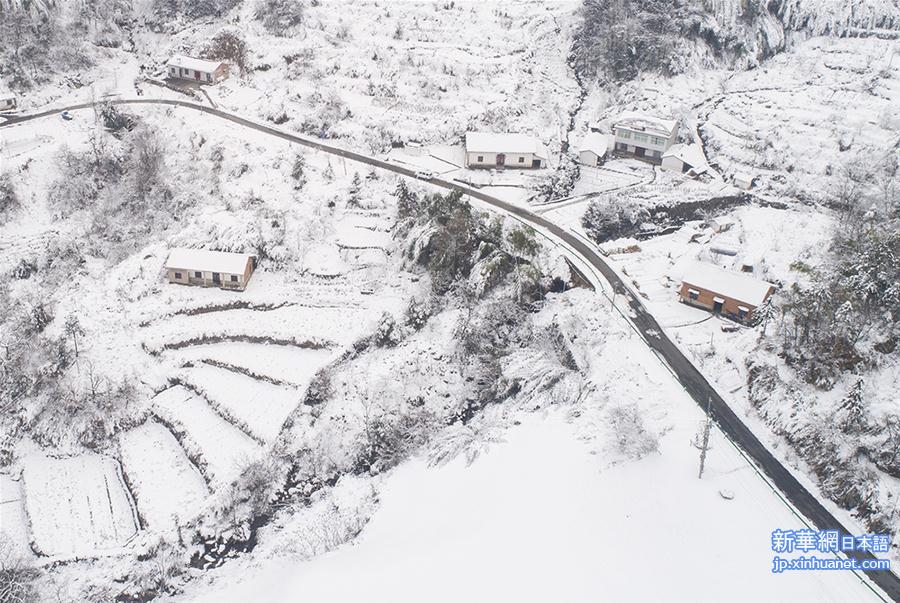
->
534;155;579;204
0;174;20;224
373;313;402;348
606;404;659;460
304;368;333;405
581;196;649;242
404;296;433;331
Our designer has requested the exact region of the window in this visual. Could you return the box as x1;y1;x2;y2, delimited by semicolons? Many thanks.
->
174;272;182;279
518;157;525;163
618;129;631;139
230;275;238;282
651;136;665;146
651;150;661;158
688;288;699;301
615;142;628;151
738;306;749;320
634;133;648;143
194;271;202;278
477;155;483;162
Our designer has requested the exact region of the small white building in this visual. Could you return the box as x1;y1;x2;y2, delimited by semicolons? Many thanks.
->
733;172;755;190
166;55;229;84
612;112;678;163
0;94;16;111
661;143;707;175
165;248;255;291
464;132;546;169
578;131;609;167
706;216;735;233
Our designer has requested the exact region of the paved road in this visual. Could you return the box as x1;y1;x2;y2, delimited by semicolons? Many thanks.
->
3;99;897;601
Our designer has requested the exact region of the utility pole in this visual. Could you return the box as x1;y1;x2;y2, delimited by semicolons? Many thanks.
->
695;397;713;479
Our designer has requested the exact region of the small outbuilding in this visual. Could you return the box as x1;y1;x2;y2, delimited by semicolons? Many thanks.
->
706;216;735;233
661;143;707;175
678;261;774;324
578;132;609;167
0;94;16;111
165;248;255;291
464;132;546;169
166;55;229;84
733;172;755;190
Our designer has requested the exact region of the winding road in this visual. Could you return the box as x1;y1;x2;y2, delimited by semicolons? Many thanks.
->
2;98;897;602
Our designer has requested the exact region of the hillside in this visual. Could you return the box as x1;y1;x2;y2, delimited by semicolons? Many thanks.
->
0;1;898;602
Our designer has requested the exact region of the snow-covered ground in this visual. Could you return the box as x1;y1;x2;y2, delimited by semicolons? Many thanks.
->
2;1;898;600
179;398;881;603
120;421;210;534
151;385;262;488
21;453;139;558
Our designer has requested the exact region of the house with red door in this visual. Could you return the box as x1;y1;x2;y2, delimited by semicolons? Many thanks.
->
464;132;546;169
166;55;229;84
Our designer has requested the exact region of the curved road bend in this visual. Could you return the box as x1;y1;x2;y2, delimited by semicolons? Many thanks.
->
3;100;898;601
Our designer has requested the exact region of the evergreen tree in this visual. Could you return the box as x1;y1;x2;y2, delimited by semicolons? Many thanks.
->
837;379;866;434
395;179;418;219
347;172;362;207
290;154;307;189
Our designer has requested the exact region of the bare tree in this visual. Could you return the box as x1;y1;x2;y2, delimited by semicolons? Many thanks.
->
63;314;84;358
0;538;40;603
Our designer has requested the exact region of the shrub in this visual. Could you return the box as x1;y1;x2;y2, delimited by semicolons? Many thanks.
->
0;174;20;224
581;196;649;242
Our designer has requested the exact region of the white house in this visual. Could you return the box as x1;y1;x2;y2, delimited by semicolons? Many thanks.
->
733;172;755;190
464;132;546;169
578;131;609;167
612;111;678;163
166;55;229;84
661;143;707;175
165;248;255;291
0;94;16;111
706;216;735;233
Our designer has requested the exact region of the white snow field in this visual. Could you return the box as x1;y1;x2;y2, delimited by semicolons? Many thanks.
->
151;385;262;487
21;453;139;558
0;474;33;559
119;421;210;533
176;363;303;443
167;342;335;388
182;412;881;603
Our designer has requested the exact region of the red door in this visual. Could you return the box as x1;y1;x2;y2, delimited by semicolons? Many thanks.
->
195;71;201;80
496;153;506;166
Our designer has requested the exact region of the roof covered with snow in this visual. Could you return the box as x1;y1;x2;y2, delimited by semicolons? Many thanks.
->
663;143;707;170
579;132;609;156
165;248;253;274
613;111;678;137
167;55;225;73
465;132;542;155
681;261;774;307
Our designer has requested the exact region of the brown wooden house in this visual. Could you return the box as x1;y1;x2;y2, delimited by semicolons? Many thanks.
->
678;261;774;324
165;248;255;291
